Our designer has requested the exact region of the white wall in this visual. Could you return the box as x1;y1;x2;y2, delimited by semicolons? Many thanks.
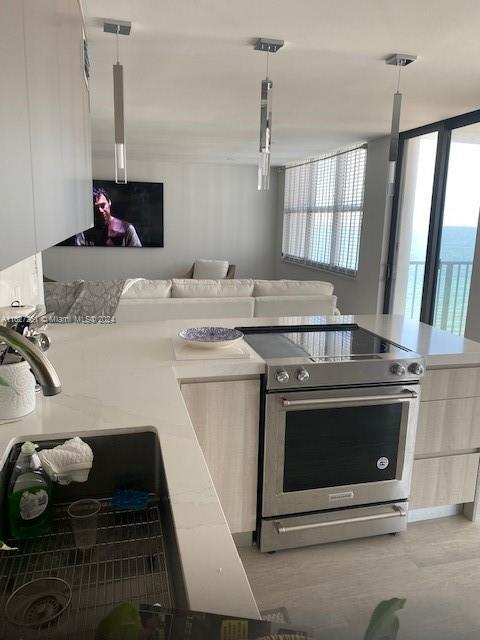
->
275;136;391;315
42;158;278;281
0;253;44;307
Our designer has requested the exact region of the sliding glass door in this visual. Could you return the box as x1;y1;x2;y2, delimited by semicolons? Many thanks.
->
390;132;438;321
385;111;480;336
432;124;480;334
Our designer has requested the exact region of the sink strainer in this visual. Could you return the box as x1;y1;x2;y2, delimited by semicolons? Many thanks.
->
5;577;72;628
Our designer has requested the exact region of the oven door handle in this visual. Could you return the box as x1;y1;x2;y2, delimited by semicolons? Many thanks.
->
281;389;418;408
275;505;407;534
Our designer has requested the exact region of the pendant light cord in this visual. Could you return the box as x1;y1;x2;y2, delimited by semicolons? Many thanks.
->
266;50;269;80
396;62;402;93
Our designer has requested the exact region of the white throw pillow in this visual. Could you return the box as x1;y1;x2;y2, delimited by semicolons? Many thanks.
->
122;278;172;298
172;279;254;298
253;279;334;297
193;259;229;279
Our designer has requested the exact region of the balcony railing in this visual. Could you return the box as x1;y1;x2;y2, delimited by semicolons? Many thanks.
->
406;260;473;335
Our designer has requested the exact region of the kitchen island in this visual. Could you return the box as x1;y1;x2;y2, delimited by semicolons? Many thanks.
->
1;314;480;617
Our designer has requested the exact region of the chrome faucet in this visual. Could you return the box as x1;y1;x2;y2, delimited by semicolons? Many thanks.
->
0;326;61;396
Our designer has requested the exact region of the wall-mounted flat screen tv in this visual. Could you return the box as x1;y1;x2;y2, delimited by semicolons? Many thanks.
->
57;180;164;247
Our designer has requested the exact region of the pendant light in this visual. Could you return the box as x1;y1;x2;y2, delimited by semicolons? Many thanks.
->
385;53;417;188
254;38;284;190
104;20;132;184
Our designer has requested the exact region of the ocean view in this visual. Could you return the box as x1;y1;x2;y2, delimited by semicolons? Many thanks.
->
407;226;476;335
410;226;477;262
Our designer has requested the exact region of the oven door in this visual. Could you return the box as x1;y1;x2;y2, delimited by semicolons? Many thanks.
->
262;384;420;517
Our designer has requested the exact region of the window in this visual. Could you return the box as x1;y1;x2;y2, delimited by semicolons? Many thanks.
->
385;113;480;337
282;145;367;276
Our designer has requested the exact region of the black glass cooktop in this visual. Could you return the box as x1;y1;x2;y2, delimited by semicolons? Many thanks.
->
238;324;411;360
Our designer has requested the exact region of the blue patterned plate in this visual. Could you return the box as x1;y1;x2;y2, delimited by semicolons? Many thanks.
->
178;327;244;349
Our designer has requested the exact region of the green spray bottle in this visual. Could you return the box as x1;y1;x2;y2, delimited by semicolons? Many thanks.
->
8;441;52;539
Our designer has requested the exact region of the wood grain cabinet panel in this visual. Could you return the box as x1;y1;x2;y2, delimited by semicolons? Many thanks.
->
422;368;480;401
416;397;480;455
410;454;480;509
181;380;260;534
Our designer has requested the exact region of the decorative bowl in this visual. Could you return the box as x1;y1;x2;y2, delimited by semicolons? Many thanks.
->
178;327;244;349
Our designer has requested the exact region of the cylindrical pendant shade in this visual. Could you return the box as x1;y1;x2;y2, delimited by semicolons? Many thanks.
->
259;79;273;152
115;143;126;183
258;150;271;191
258;78;273;190
389;91;402;163
113;62;127;184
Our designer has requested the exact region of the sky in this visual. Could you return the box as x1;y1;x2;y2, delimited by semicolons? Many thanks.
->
413;136;480;233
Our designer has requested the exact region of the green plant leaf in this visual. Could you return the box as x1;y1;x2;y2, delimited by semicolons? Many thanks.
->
95;602;141;640
364;598;406;640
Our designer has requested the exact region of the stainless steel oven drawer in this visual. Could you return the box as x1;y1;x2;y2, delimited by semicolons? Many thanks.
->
260;502;408;552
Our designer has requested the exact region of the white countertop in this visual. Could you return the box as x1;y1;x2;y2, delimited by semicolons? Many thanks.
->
1;313;480;618
351;314;480;367
0;320;264;619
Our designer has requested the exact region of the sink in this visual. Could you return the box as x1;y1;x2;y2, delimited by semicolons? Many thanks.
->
0;430;186;639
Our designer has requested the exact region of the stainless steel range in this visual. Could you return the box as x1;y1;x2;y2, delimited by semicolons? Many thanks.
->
239;323;425;552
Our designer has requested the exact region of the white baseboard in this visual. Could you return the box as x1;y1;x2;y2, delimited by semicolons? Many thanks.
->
408;504;462;523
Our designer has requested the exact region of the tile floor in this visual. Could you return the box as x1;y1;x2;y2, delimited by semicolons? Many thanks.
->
239;516;480;639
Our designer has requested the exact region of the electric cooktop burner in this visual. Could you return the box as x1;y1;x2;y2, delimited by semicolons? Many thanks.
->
239;323;411;361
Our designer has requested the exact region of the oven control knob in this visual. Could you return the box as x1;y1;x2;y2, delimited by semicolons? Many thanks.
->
390;363;406;377
408;362;425;376
296;368;310;383
275;368;290;384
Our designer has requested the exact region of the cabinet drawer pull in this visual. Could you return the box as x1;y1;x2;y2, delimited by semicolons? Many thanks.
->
281;390;417;408
275;506;407;534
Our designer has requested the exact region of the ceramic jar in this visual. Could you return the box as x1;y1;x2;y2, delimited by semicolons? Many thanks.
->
0;360;36;421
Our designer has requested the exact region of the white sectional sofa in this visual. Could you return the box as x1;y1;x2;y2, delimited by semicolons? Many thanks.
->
116;278;339;321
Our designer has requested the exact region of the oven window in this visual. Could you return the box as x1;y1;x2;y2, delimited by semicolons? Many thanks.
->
283;403;402;492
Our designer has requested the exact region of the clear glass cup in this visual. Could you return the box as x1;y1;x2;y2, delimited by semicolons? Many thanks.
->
67;499;101;550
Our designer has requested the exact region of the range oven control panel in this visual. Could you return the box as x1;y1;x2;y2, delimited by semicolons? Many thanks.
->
274;367;311;384
268;357;426;390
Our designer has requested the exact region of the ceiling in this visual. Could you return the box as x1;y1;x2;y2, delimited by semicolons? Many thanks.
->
83;0;480;165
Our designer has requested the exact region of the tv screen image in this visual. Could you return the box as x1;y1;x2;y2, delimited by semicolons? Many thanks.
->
58;180;164;248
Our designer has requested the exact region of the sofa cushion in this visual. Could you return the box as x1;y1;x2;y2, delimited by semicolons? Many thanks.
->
254;294;338;318
122;278;172;299
172;279;254;298
217;279;254;297
253;279;334;297
193;259;229;279
115;297;255;321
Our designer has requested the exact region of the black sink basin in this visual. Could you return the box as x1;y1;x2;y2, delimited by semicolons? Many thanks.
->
0;430;186;639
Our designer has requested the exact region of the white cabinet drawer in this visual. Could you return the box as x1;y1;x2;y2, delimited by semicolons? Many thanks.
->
422;368;480;401
416;397;480;455
410;453;480;509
